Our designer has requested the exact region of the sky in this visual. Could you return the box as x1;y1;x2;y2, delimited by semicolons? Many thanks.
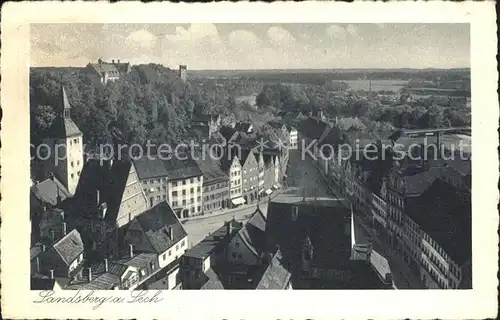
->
31;23;470;69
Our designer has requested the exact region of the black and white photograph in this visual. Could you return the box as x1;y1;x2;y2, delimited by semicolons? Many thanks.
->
28;22;473;291
1;1;498;319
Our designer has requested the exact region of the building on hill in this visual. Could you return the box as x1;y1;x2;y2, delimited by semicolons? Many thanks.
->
42;86;84;195
234;122;254;134
179;65;187;82
133;153;204;219
265;194;392;289
191;113;221;138
193;153;230;214
86;59;121;84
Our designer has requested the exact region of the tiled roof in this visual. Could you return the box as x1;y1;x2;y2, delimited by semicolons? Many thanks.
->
31;277;58;290
88;62;120;77
406;179;471;264
266;197;353;270
134;202;188;254
193;153;228;184
256;250;291;290
200;268;225;290
184;219;243;259
336;117;367;131
133;154;202;181
90;260;129;277
118;252;157;269
400;166;444;196
298;117;331;141
74;159;145;222
31;178;71;207
234;122;253;132
238;208;267;256
52;229;84;266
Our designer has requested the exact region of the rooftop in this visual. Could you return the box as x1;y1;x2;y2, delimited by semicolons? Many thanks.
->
255;250;292;290
52;229;84;266
133;154;202;181
134;201;188;254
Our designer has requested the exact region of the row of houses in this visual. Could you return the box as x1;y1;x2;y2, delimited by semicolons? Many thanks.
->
180;193;393;290
297;114;472;289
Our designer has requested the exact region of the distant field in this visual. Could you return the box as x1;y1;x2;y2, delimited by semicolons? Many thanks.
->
235;94;257;106
340;80;408;92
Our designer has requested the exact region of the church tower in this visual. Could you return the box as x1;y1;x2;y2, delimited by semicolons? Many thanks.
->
43;86;84;195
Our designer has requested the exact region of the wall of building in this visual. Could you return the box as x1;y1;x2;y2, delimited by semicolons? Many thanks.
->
142;176;168;208
168;175;204;219
242;156;259;203
158;236;188;269
116;165;149;227
227;233;260;266
203;179;230;213
229;159;242;200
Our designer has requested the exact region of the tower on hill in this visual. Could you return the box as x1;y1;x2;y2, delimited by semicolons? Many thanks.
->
179;65;187;82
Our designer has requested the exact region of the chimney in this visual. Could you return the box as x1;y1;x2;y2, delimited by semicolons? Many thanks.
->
129;244;134;258
100;202;108;219
167;226;174;241
42;244;46;252
226;221;233;236
112;59;115;63
104;258;109;272
62;222;67;236
36;256;40;273
88;268;92;283
49;269;54;280
50;229;55;242
96;189;100;205
117;59;120;63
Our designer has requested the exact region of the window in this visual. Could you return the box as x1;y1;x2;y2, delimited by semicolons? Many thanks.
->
71;161;74;167
172;191;178;197
163;253;166;260
197;196;201;202
157;179;161;183
172;201;178;207
190;198;194;204
182;200;186;206
172;181;177;187
169;250;172;256
77;171;80;176
156;187;161;191
71;173;74;179
156;196;161;200
183;180;186;185
197;206;201;212
182;190;186;196
176;244;179;251
190;187;194;193
235;242;240;248
190;178;194;184
182;240;185;247
197;186;201;192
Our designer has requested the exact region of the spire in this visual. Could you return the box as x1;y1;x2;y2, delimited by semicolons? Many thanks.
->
62;86;71;118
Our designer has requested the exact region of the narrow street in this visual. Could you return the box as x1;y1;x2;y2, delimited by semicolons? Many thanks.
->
287;149;424;289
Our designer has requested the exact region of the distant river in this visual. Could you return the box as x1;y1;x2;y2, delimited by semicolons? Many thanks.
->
235;94;257;106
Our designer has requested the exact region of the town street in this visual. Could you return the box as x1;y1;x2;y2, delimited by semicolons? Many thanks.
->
288;149;424;289
183;201;270;248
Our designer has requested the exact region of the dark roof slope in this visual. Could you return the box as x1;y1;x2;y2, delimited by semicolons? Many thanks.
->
400;166;444;196
53;229;84;266
184;219;243;259
135;202;188;254
31;178;71;207
238;208;267;256
406;179;471;264
298;117;331;140
74;159;135;222
193;154;228;184
133;154;202;181
266;198;353;270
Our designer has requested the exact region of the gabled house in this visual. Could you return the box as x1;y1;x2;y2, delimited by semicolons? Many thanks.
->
219;146;244;207
123;201;189;289
86;59;123;84
36;229;85;279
